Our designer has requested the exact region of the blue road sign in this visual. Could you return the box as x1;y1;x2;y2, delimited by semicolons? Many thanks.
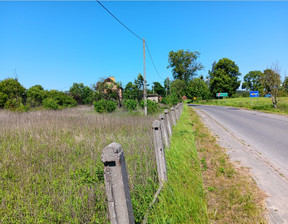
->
265;94;271;97
250;91;259;97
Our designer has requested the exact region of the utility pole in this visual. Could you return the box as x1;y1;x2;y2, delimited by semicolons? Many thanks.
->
143;39;147;116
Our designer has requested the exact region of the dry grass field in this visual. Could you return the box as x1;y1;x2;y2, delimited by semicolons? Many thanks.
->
0;106;158;223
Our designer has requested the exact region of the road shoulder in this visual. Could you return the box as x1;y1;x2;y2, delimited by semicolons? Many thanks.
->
192;106;288;224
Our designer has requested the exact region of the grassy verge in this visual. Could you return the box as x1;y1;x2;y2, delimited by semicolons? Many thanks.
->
190;106;267;223
194;97;288;115
147;105;267;223
0;107;158;223
147;105;208;223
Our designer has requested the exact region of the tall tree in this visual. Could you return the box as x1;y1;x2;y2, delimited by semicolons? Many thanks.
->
283;76;288;93
261;64;281;109
170;79;186;99
167;50;203;83
69;83;93;105
242;71;264;95
186;78;211;100
124;82;138;100
152;82;165;96
209;58;241;97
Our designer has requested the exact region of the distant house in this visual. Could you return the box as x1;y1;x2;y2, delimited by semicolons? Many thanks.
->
147;94;159;103
97;76;123;102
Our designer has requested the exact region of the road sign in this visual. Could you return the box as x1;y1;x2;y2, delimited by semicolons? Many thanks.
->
250;91;259;97
265;94;271;97
216;93;228;97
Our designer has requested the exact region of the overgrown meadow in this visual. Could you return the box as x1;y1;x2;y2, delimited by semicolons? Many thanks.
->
0;106;158;223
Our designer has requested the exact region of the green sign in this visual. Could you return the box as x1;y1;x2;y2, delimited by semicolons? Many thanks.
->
216;93;228;97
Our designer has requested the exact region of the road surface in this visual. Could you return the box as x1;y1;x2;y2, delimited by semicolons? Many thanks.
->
190;104;288;224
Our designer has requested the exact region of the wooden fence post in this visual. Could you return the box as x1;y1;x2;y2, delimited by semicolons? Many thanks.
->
164;109;172;137
152;120;167;183
101;142;135;224
159;114;170;148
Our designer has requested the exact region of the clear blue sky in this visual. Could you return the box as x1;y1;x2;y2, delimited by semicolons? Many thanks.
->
1;1;287;91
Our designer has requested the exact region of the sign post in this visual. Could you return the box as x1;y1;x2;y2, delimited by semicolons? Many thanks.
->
250;91;259;106
216;93;228;104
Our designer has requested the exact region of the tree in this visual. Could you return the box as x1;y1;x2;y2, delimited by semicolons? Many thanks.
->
27;85;45;107
242;71;264;95
186;78;211;100
209;58;241;97
0;78;26;109
283;76;288;93
167;50;203;83
152;82;165;96
69;83;93;105
170;79;186;99
134;74;144;92
123;82;138;100
45;90;77;108
261;65;281;109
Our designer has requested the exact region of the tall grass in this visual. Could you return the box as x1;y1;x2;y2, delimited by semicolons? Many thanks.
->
0;106;158;223
195;97;288;114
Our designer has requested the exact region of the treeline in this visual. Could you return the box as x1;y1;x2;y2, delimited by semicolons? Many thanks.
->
2;49;287;111
0;75;179;113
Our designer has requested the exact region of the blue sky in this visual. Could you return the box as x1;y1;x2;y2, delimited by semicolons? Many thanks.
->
1;1;287;91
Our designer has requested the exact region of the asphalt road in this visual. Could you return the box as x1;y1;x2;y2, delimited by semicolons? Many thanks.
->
190;104;288;223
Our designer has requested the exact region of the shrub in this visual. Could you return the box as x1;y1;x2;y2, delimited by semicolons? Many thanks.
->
43;97;61;110
94;99;117;113
45;90;77;108
123;99;138;112
4;98;29;112
161;94;179;106
0;78;26;109
140;100;159;114
0;92;8;108
26;85;45;107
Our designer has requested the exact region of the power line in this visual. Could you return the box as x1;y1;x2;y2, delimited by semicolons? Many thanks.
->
96;0;143;41
145;41;164;80
96;0;164;81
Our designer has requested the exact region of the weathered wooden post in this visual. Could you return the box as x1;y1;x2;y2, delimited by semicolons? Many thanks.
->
152;120;167;183
170;107;176;126
159;114;170;148
101;142;135;224
164;109;172;137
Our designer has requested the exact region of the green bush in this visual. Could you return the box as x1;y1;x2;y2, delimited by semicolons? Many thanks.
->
94;99;117;113
4;98;28;111
45;90;77;108
26;85;45;107
161;94;179;106
0;78;26;109
43;97;61;110
140;100;159;114
123;99;138;112
0;92;8;108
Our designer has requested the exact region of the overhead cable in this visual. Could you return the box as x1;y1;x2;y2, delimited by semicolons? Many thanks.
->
97;0;164;80
96;0;143;41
